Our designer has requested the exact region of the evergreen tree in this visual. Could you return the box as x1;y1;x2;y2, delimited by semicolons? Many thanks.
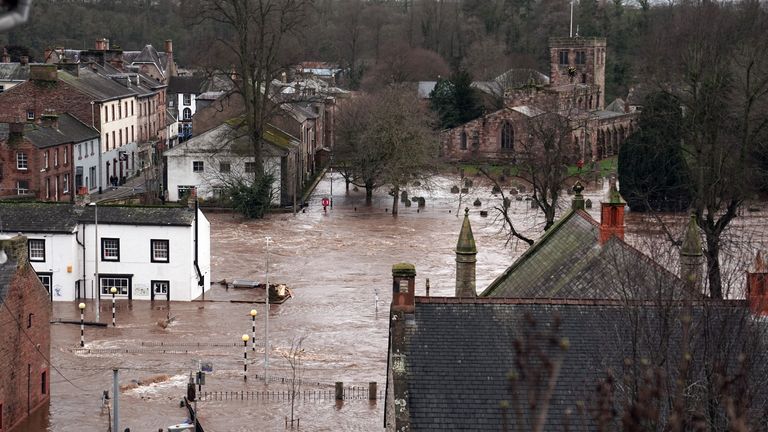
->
429;70;482;129
618;92;690;212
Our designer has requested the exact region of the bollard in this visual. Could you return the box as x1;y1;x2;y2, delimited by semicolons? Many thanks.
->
335;382;344;400
369;382;377;400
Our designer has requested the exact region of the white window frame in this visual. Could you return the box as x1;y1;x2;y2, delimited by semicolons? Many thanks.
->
16;152;28;170
28;239;45;262
151;239;170;263
17;180;29;194
100;276;129;296
63;174;69;193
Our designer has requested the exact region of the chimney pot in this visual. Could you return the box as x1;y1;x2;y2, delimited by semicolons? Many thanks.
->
165;39;173;54
20;56;28;66
392;263;416;312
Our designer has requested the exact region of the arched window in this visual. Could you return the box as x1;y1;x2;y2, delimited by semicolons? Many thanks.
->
500;122;514;150
183;108;192;120
460;131;467;150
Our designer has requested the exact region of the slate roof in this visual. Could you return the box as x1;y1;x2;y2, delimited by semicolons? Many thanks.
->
168;76;205;95
24;113;99;149
0;259;16;302
0;202;196;232
399;298;767;431
605;98;626;113
58;67;137;101
164;121;298;159
0;62;30;82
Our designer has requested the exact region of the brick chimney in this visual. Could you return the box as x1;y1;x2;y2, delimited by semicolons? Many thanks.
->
164;39;177;78
455;208;477;298
599;177;626;244
19;56;28;66
747;252;768;315
1;48;9;63
30;64;58;82
392;263;416;312
95;38;109;51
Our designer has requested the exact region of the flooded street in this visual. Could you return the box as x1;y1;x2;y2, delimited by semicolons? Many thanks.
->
39;173;768;431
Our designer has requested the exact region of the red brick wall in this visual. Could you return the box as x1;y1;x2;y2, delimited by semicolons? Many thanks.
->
0;239;52;431
0;137;74;201
0;79;94;127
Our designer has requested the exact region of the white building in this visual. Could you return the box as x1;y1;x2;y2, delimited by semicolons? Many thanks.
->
164;122;301;207
0;202;210;302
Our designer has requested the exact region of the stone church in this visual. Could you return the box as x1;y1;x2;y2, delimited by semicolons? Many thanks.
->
442;36;636;163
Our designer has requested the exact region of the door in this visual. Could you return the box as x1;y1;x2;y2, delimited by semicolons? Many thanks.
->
151;280;169;301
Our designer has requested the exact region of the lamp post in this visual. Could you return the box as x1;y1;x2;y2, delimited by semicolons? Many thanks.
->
249;309;257;352
78;302;86;347
110;286;117;326
264;236;271;383
90;202;100;322
242;334;250;381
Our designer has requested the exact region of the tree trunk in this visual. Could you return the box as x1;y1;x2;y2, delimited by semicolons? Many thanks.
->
365;180;374;205
345;178;350;193
392;186;399;217
705;233;723;299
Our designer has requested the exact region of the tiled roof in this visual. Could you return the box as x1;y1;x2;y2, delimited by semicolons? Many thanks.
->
400;299;766;431
0;62;30;81
24;113;99;149
168;76;205;95
0;202;196;231
58;68;137;101
482;210;599;297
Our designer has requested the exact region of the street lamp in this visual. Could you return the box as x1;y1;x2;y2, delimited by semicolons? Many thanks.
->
110;286;117;326
249;309;257;352
242;334;250;381
78;303;86;347
264;236;271;383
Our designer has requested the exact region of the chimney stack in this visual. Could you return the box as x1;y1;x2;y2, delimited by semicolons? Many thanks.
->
747;251;768;314
0;234;29;268
19;56;28;66
95;38;109;51
455;208;477;297
599;177;625;244
392;263;416;312
41;113;60;130
1;48;9;63
165;39;173;54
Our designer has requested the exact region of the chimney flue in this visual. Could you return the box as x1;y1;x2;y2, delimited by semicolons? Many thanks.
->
391;263;416;312
599;178;626;245
1;48;9;63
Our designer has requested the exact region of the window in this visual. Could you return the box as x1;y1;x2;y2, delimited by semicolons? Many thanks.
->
101;238;120;261
576;51;586;65
169;99;174;107
27;110;34;120
131;126;134;142
45;178;50;199
245;162;256;173
91;140;95;155
119;129;122;146
78;144;82;159
63;174;69;193
220;162;231;173
151;280;169;300
183;108;192;120
104;106;108;122
41;370;47;395
559;50;569;65
36;273;52;293
192;161;204;173
131;100;134;116
54;149;58;167
500;122;514;150
43;151;49;169
118;103;122;119
151;239;170;263
17;180;29;195
90;167;97;188
63;147;68;165
178;185;195;199
460;131;468;150
28;239;45;262
106;133;110;148
100;276;130;296
112;131;115;149
111;105;115;121
16;152;28;170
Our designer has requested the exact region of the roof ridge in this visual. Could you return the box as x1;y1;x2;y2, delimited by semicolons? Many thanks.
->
415;296;746;307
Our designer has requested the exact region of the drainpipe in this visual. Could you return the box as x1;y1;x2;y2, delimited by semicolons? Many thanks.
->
194;199;204;300
76;226;86;300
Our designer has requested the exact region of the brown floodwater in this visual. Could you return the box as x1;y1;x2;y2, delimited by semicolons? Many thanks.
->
32;173;768;431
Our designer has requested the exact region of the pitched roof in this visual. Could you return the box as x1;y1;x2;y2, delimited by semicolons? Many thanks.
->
0;259;16;302
24;113;99;148
0;202;196;231
58;67;137;101
168;76;205;95
0;62;30;82
164;121;299;158
397;298;765;431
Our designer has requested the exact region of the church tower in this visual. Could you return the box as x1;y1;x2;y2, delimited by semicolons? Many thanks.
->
549;36;607;109
456;208;477;298
680;213;703;293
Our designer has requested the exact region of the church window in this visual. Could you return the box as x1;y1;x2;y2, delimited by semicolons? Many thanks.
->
559;51;569;65
460;131;467;150
500;122;514;150
576;51;586;65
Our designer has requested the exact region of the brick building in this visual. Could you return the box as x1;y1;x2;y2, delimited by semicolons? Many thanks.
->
442;36;636;163
0;234;52;431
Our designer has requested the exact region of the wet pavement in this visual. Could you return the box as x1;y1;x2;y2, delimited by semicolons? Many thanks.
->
36;173;768;431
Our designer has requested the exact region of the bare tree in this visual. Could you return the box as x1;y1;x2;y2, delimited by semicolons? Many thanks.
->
282;335;306;429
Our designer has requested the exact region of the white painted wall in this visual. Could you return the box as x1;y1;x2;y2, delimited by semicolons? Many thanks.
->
99;97;138;153
177;93;197;120
74;138;100;192
0;81;22;93
26;232;80;302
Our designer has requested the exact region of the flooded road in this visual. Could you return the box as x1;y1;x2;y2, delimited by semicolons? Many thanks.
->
39;173;768;431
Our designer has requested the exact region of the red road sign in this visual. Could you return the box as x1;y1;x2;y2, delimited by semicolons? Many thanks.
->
322;197;330;207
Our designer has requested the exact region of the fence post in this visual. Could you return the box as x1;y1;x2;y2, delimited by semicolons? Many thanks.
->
369;382;377;400
335;382;344;400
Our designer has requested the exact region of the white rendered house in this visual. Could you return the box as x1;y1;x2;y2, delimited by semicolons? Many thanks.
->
0;202;210;302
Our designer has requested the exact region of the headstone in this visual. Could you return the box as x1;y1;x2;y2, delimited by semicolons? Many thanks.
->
451;186;460;194
585;199;592;209
461;187;469;194
492;185;501;194
417;197;426;207
464;178;473;188
473;198;482;207
404;199;412;207
413;181;421;187
480;210;488;217
510;188;518;195
518;185;526;193
503;198;511;209
400;191;409;202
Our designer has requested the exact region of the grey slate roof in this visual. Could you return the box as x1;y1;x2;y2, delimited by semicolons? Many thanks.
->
24;113;99;149
0;259;15;302
59;67;137;101
0;62;30;82
168;76;205;95
400;298;768;431
0;202;195;232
